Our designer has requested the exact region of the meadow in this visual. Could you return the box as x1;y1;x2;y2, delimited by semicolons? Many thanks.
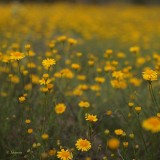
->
0;3;160;160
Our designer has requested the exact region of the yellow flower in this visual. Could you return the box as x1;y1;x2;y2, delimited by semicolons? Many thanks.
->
25;119;31;124
71;63;80;70
41;133;49;140
135;106;141;113
111;79;127;89
85;114;98;122
112;71;124;80
88;60;94;66
48;149;56;156
104;49;113;58
107;138;120;150
123;142;129;148
19;96;26;103
130;78;142;87
41;152;48;159
90;85;101;91
95;77;105;83
39;78;52;85
27;128;33;134
42;58;56;69
78;101;90;108
25;44;31;51
10;75;20;84
85;157;91;160
57;36;67;42
68;38;77;45
43;73;49;79
2;55;10;63
129;133;134;139
77;75;86;81
10;52;25;61
75;138;91;152
114;129;124;135
57;149;73;160
104;129;110;135
128;102;134;108
157;113;160;118
142;117;160;133
106;110;112;116
55;103;66;114
60;68;74;79
48;42;55;49
142;68;158;81
129;46;140;54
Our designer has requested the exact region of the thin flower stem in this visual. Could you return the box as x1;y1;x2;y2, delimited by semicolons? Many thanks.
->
17;60;25;91
117;149;125;160
148;82;159;110
137;115;148;154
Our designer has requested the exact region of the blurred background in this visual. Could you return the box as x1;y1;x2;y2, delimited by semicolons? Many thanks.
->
0;0;160;4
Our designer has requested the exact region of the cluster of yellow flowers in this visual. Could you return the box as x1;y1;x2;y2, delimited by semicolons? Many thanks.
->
0;3;160;160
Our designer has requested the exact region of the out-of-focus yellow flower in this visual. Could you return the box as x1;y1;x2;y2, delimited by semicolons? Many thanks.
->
19;96;26;103
57;36;67;42
104;129;110;135
129;46;140;54
114;129;124;135
106;110;112;116
27;128;33;134
60;68;74;79
107;138;120;150
142;117;160;133
48;149;56;156
135;106;141;113
79;101;90;108
10;75;20;84
129;133;134;139
104;49;113;58
123;142;129;148
25;119;31;124
95;77;105;83
68;38;77;45
130;78;142;87
25;44;31;51
10;52;25;61
112;71;124;80
128;102;134;108
111;79;127;89
41;133;49;140
55;103;66;114
71;63;80;70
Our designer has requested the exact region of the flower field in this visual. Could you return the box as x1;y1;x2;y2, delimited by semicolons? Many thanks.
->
0;3;160;160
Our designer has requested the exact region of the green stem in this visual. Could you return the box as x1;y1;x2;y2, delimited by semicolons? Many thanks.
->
148;82;159;110
17;60;25;91
137;115;148;155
